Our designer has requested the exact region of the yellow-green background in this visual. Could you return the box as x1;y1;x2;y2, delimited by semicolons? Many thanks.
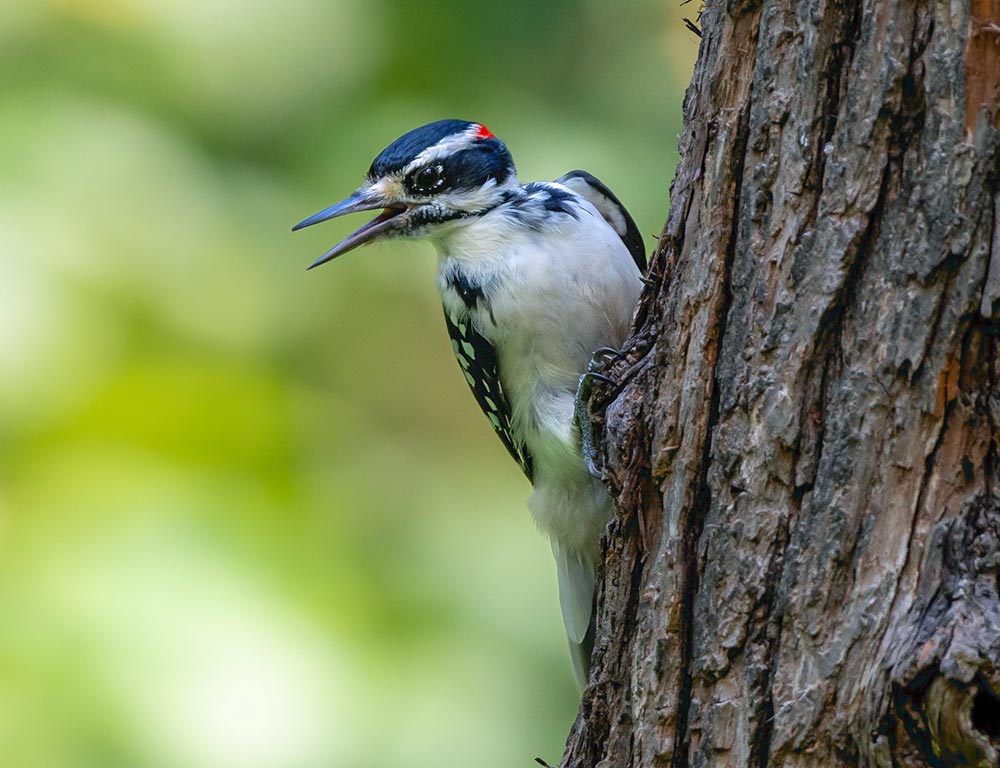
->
0;2;695;766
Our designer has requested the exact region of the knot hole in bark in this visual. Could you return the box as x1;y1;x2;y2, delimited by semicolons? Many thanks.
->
894;496;1000;767
971;681;1000;741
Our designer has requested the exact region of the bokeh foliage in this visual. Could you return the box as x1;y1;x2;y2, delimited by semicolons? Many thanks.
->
0;1;696;766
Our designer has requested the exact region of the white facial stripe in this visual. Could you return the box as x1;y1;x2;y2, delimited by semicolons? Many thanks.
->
429;174;521;212
403;124;484;176
432;178;499;212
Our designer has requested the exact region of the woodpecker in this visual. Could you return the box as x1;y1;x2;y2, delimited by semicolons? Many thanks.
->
294;120;645;686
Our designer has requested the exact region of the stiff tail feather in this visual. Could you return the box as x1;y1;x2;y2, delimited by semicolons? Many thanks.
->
552;540;598;688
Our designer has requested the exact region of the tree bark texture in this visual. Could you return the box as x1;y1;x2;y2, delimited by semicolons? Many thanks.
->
566;1;1000;766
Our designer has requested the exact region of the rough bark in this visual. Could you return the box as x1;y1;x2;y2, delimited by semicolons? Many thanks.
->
565;1;1000;766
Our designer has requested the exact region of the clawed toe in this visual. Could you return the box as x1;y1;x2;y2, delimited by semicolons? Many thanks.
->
589;347;623;369
574;347;625;480
580;370;614;386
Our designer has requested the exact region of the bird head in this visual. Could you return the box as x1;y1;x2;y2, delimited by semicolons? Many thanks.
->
293;119;516;269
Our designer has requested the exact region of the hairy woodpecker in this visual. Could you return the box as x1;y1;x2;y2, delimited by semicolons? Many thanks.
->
294;120;645;686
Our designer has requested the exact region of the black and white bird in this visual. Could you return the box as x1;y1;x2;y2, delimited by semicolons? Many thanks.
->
294;119;645;686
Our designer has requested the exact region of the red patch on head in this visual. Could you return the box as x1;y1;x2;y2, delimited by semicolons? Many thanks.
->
475;124;495;140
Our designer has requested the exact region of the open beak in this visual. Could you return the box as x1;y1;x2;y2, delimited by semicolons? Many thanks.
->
293;189;409;270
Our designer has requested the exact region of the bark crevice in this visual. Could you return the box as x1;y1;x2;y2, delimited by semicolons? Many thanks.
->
673;72;757;768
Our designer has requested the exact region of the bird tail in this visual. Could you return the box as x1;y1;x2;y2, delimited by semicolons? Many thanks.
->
567;614;596;689
552;540;598;688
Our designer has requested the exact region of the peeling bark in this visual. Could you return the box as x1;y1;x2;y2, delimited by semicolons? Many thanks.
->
565;1;1000;766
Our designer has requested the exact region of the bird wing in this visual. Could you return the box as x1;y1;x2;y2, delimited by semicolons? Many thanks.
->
443;309;534;482
555;170;647;272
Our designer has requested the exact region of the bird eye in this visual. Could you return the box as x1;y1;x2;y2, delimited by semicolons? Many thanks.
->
414;165;444;192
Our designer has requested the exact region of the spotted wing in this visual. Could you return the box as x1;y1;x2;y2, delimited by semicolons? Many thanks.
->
443;310;533;482
556;169;646;272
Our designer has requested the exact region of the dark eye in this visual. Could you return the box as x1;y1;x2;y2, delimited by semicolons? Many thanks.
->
414;165;444;192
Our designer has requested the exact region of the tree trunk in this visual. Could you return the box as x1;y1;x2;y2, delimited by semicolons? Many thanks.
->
565;1;1000;766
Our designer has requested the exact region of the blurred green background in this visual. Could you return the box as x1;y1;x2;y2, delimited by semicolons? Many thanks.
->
0;2;695;766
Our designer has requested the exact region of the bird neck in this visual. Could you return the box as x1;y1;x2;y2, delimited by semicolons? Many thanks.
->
428;189;526;267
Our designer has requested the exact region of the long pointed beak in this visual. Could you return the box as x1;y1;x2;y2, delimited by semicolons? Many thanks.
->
292;191;380;232
292;190;409;270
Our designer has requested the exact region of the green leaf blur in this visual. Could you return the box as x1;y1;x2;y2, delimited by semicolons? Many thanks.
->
0;1;696;766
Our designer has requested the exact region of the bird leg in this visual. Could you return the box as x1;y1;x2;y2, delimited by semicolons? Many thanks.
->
574;348;622;478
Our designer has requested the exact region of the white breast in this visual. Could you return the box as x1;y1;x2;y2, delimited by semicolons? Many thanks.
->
433;194;641;544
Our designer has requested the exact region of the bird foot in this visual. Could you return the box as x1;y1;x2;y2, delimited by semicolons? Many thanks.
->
574;348;623;479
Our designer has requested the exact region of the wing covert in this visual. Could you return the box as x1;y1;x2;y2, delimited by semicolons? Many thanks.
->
556;169;646;272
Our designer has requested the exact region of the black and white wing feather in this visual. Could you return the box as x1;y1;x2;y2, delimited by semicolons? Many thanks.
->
556;169;646;272
443;310;534;482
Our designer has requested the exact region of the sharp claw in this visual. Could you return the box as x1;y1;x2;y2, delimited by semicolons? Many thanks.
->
593;346;623;359
589;347;624;371
581;370;614;385
583;452;603;479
